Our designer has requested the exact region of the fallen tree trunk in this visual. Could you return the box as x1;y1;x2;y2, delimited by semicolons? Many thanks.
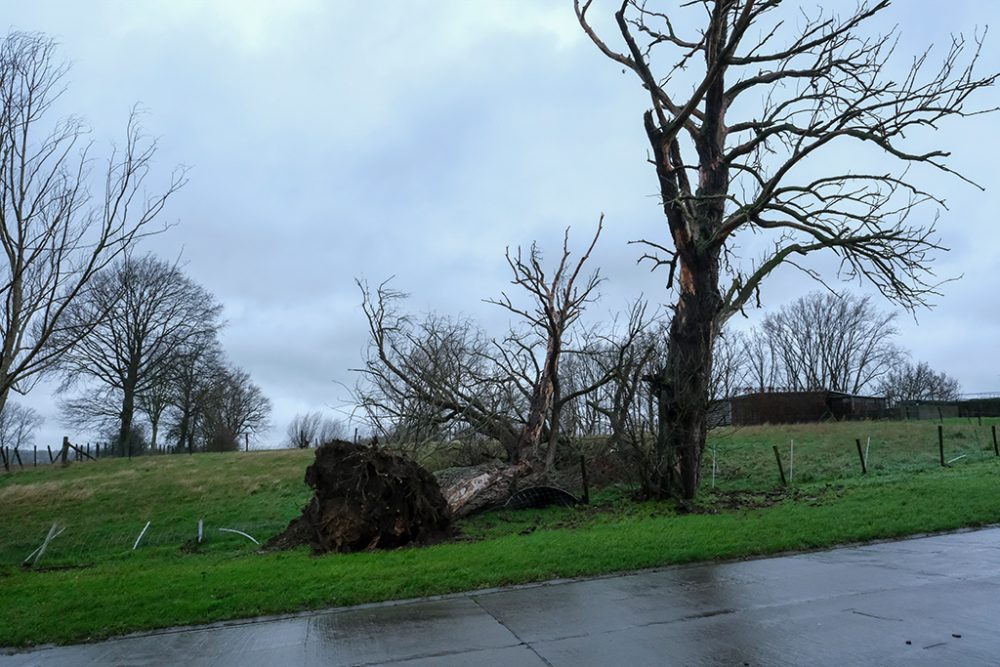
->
265;440;563;557
436;460;548;519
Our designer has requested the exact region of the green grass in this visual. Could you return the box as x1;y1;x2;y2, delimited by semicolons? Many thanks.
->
1;419;999;647
705;417;1000;488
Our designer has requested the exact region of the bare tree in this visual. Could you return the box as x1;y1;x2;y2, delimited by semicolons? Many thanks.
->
710;329;749;401
355;276;654;514
356;281;524;460
164;337;223;454
742;327;780;393
759;292;902;394
60;386;123;443
0;401;42;452
54;256;222;455
487;220;604;466
285;411;346;449
0;32;183;418
555;299;657;439
200;365;271;451
878;360;961;405
566;315;672;496
576;0;996;499
138;374;173;452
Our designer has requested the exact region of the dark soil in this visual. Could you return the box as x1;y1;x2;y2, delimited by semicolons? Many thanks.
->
697;485;843;513
264;440;451;553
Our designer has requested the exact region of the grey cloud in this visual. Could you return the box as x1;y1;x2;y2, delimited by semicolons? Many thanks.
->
6;1;999;448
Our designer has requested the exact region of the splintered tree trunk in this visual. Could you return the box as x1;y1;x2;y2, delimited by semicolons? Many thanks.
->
518;333;560;462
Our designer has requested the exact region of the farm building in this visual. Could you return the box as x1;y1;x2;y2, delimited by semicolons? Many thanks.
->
959;396;1000;418
894;400;960;421
707;399;733;427
891;397;1000;420
729;390;886;426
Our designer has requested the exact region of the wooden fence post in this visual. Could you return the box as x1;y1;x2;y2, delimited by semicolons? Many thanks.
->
772;445;787;486
938;425;945;467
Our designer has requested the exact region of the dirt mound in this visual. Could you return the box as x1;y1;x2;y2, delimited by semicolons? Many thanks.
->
264;440;451;553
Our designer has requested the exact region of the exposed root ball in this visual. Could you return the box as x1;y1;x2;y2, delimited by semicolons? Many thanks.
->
265;441;451;553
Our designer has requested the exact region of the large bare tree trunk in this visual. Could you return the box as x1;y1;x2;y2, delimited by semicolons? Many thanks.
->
653;258;721;500
576;0;993;505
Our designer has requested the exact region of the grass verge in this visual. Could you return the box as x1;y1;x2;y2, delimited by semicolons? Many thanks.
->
2;450;1000;647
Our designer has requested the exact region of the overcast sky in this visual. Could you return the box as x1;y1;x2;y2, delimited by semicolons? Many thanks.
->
6;1;999;449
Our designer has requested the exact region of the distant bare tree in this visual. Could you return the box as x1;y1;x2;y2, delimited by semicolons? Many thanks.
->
742;328;780;393
138;373;174;452
577;0;996;499
200;366;271;451
285;411;346;449
549;300;656;461
710;330;749;401
54;256;222;455
760;292;902;394
877;360;961;405
0;32;183;419
556;300;656;436
164;338;223;454
0;401;42;452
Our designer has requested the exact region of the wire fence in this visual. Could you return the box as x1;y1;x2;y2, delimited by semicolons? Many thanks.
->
3;419;1000;569
9;518;286;571
703;419;1000;491
0;436;266;473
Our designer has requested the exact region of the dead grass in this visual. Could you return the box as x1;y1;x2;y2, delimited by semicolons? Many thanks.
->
0;479;96;504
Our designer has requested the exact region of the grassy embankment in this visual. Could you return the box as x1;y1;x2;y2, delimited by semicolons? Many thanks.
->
1;418;998;647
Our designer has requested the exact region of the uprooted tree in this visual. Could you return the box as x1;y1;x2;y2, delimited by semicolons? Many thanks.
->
265;440;451;553
354;223;653;515
576;0;996;500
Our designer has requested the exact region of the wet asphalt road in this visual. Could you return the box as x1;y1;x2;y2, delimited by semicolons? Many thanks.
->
5;527;1000;666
